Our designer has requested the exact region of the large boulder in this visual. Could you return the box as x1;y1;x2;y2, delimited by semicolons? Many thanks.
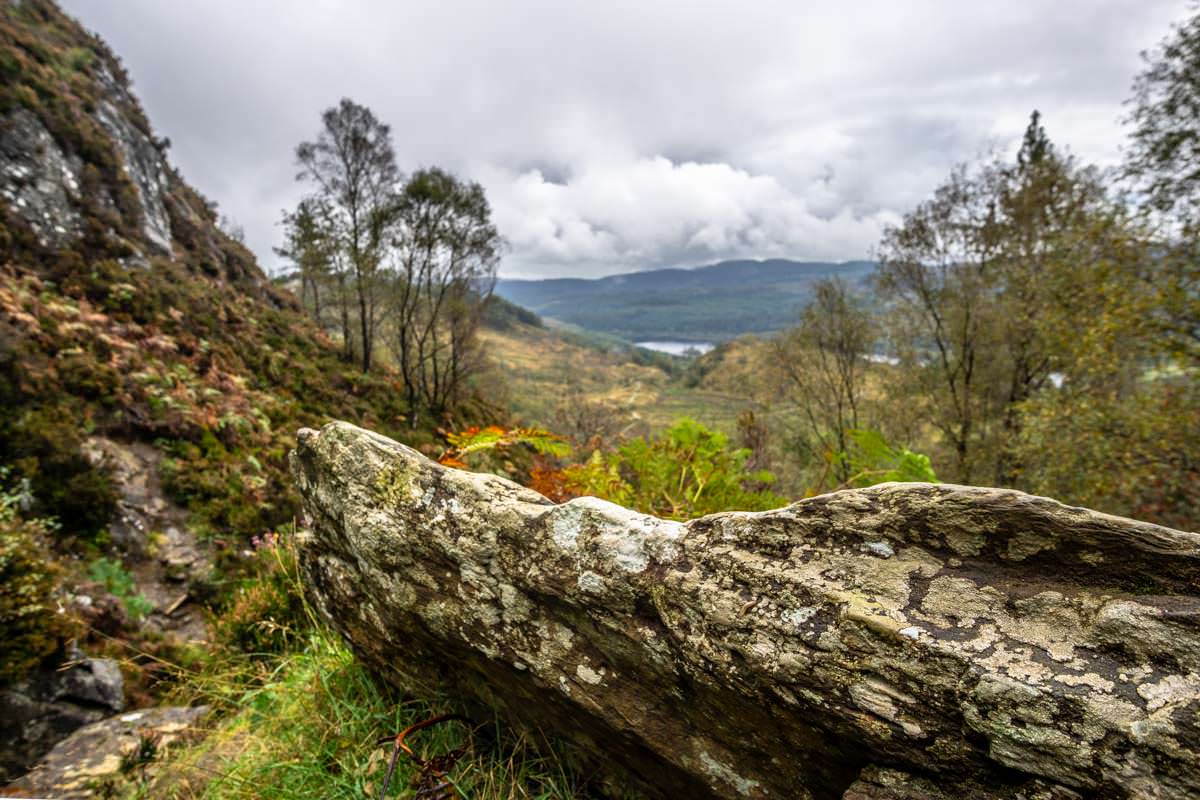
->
290;421;1200;799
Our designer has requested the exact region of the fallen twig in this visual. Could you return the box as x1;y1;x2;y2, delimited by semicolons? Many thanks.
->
375;713;471;800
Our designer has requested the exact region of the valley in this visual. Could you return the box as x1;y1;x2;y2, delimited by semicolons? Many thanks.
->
481;320;768;438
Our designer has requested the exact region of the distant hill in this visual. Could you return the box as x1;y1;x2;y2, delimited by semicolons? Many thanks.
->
495;259;877;342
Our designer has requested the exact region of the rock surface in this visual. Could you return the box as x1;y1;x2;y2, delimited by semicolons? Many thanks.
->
291;421;1200;799
0;108;86;249
1;80;170;257
4;705;208;799
0;657;124;782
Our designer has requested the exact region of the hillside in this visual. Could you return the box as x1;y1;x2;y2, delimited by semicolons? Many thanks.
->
0;0;422;783
4;1;1195;797
481;320;771;438
495;258;876;342
0;0;424;541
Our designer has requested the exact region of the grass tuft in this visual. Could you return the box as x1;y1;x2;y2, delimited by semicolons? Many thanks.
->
138;534;584;799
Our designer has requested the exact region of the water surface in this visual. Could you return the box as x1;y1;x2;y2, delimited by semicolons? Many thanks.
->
635;341;715;356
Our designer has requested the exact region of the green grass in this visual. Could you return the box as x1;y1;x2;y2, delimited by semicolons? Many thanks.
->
148;631;579;799
137;537;585;800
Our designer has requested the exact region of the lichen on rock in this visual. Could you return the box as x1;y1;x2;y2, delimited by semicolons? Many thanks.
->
291;421;1200;799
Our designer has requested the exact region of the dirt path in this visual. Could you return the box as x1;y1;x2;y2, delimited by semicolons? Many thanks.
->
83;437;212;644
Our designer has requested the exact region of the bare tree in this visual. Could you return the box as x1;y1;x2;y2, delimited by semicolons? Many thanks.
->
296;99;399;372
773;277;874;484
388;168;503;427
550;383;640;449
875;164;1001;484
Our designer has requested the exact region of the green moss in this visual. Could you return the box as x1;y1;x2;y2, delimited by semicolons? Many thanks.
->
373;463;414;507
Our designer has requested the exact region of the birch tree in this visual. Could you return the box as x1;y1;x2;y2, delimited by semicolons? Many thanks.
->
296;99;399;372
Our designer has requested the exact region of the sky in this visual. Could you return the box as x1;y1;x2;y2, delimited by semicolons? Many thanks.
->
60;0;1192;279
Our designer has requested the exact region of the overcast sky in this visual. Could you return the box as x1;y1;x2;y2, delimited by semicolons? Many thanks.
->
60;1;1191;278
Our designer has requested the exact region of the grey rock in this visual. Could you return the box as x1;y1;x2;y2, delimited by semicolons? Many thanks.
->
0;688;105;782
50;658;125;712
6;705;208;799
0;658;124;782
0;76;171;259
93;90;172;255
0;109;85;248
841;765;1082;800
291;421;1200;800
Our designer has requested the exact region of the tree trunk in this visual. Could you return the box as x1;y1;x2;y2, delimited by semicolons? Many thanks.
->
358;277;371;373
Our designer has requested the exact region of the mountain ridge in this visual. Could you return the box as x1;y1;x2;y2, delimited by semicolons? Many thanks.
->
495;258;876;342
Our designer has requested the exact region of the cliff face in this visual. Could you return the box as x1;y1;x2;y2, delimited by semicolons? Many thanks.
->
0;0;268;289
292;421;1200;800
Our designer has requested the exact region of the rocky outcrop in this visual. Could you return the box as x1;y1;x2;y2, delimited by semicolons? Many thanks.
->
291;422;1200;800
1;0;282;295
0;656;124;782
0;108;86;249
1;41;169;258
5;705;208;799
90;58;174;255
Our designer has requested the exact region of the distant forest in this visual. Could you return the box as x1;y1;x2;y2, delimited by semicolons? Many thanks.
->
495;259;876;341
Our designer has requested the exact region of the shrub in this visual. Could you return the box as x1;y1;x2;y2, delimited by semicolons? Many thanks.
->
566;417;786;519
0;406;118;542
0;467;75;685
214;531;308;657
834;429;939;488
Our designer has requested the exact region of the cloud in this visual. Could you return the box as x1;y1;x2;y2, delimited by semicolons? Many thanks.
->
484;158;898;278
59;0;1193;277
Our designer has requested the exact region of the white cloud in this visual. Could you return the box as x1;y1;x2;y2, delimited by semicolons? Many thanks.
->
484;158;897;277
59;0;1193;278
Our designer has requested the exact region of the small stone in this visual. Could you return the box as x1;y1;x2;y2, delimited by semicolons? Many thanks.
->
864;540;895;558
7;706;208;799
51;658;125;713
